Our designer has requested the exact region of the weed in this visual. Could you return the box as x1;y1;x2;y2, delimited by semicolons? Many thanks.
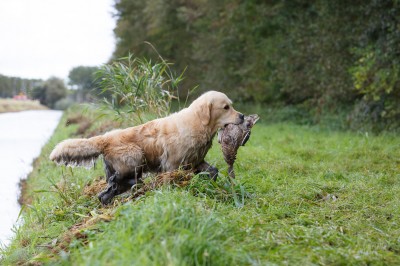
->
186;173;253;208
96;54;188;124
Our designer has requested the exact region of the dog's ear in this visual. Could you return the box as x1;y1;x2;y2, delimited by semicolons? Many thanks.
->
197;101;212;125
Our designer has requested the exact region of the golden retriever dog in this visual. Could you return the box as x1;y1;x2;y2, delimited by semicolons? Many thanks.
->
50;91;244;204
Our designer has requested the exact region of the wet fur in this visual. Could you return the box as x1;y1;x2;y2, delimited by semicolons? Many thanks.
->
50;91;243;204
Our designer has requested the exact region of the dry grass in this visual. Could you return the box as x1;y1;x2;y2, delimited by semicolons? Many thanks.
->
83;176;108;197
65;115;93;136
0;98;47;113
65;114;121;137
18;179;32;205
82;170;194;201
131;170;194;198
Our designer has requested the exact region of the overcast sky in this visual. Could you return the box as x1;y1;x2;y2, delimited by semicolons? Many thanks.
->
0;0;116;80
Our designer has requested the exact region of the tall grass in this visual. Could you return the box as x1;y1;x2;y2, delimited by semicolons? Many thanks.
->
96;54;187;124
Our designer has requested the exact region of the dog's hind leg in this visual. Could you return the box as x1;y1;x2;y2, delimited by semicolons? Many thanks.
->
98;171;120;205
116;166;143;195
195;161;218;181
98;145;145;205
98;169;145;205
103;158;115;183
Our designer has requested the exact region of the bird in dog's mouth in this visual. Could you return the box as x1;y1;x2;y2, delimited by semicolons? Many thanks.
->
218;114;259;178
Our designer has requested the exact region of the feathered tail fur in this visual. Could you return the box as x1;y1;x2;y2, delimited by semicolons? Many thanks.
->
49;136;104;168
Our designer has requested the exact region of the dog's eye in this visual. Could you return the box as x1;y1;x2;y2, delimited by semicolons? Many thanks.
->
224;105;230;110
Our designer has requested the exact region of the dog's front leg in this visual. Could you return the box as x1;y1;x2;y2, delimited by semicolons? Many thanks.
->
196;161;218;181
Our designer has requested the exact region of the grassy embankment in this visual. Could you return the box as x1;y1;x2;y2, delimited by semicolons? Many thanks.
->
1;106;399;265
0;98;47;113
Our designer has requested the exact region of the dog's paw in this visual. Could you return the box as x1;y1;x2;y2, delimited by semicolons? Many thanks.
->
208;166;219;181
97;185;117;205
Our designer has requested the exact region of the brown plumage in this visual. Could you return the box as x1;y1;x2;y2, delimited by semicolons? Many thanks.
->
218;114;259;178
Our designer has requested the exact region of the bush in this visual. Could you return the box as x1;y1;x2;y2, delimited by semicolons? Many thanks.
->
31;77;67;109
96;54;188;124
54;98;75;110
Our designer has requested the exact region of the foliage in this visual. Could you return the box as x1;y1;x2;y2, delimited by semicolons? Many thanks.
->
0;74;67;110
0;74;42;98
68;66;99;91
112;0;400;130
349;0;400;131
1;107;400;265
96;54;187;123
31;77;67;109
53;97;75;110
68;66;100;102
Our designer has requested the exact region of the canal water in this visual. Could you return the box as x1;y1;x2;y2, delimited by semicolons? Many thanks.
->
0;110;62;247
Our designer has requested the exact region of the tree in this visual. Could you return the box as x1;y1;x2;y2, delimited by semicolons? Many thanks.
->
0;74;42;98
68;66;99;102
31;77;67;108
111;0;400;130
31;85;46;105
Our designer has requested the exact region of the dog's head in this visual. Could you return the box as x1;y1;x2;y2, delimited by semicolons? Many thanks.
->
191;91;244;133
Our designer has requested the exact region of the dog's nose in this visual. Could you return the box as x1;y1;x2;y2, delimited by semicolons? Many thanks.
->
239;113;244;120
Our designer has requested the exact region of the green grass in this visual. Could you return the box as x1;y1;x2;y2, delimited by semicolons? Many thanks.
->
1;108;399;265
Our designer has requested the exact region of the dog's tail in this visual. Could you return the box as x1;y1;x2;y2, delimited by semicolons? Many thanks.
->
49;136;105;168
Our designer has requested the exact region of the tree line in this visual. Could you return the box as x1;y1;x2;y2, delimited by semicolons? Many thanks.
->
1;1;398;130
111;0;400;130
0;66;100;109
0;75;41;98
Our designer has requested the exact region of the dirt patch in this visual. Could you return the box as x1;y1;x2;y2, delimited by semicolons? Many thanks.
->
82;170;194;201
75;120;92;135
42;208;114;256
65;115;121;137
83;176;108;197
65;115;93;136
130;169;194;199
60;209;113;245
85;120;121;137
18;179;32;205
65;115;87;126
17;156;43;207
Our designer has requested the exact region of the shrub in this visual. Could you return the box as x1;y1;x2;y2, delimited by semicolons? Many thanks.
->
54;98;75;110
96;54;188;124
